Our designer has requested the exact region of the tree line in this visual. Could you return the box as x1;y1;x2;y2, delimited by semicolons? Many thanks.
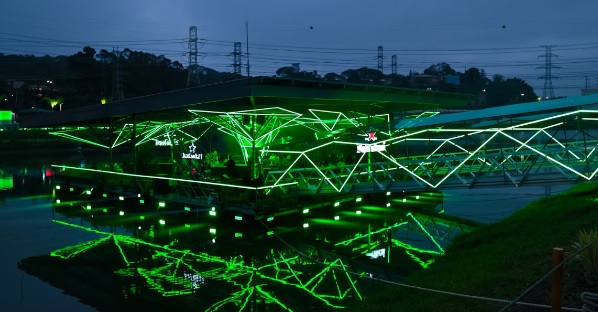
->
0;46;538;111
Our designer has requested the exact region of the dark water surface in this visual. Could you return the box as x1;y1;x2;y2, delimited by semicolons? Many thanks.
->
0;197;101;312
441;185;571;224
0;157;102;312
0;152;572;311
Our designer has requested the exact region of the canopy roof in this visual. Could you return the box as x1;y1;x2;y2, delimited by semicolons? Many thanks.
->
397;93;598;130
19;77;472;128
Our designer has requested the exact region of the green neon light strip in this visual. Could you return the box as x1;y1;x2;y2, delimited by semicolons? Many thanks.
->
499;131;595;180
335;221;408;246
539;128;582;160
406;212;445;254
111;123;131;148
255;285;293;311
309;109;361;131
310;109;343;132
135;123;164;145
52;220;229;264
52;218;361;309
504;110;579;130
405;250;435;269
390;239;444;256
52;165;297;190
256;266;349;308
398;111;440;130
51;236;111;259
384;132;500;189
49;132;109;149
112;236;132;266
190;107;300;117
255;116;299;143
444;140;492;166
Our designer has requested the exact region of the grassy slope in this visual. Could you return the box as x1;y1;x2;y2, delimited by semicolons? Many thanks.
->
357;183;598;312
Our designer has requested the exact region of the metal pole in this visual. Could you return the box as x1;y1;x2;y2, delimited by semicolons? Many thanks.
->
551;247;564;312
133;115;137;175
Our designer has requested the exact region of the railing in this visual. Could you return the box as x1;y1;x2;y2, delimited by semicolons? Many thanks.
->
265;139;598;195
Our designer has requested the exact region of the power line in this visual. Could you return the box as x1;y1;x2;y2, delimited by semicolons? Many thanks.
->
2;30;598;96
377;46;383;73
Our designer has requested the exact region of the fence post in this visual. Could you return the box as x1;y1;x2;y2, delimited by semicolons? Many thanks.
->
551;247;564;312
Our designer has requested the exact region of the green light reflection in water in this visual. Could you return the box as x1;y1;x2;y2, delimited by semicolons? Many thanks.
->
49;219;362;311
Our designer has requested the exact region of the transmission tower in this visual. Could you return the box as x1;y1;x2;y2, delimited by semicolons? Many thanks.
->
187;26;200;87
377;46;383;73
233;42;242;76
537;45;559;100
391;55;397;75
111;48;124;102
245;21;250;77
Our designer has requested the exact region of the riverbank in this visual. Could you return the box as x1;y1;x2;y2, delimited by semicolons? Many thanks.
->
356;182;598;311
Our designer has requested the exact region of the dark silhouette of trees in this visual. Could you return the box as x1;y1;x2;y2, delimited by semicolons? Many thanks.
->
384;74;409;88
119;49;187;98
423;62;456;76
485;75;536;106
323;72;344;83
0;46;540;111
275;64;321;80
460;67;488;95
341;67;384;85
66;46;103;107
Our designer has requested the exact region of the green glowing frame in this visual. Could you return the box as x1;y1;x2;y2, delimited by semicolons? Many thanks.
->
53;165;297;191
50;219;363;311
49;127;111;149
332;212;447;269
264;109;598;194
47;106;598;195
48;120;208;150
189;107;302;161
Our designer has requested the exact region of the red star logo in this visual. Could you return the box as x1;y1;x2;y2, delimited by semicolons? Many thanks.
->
366;131;377;141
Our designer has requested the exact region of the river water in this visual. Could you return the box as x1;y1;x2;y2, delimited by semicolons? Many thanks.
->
0;157;101;312
0;154;572;311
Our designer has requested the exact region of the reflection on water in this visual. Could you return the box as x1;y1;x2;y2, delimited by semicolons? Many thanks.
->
0;168;13;190
0;157;570;311
48;181;457;310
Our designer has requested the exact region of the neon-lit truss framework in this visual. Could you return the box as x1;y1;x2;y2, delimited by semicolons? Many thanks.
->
48;167;480;310
49;119;209;150
266;109;598;194
47;107;598;195
48;197;472;310
50;220;364;311
188;107;390;163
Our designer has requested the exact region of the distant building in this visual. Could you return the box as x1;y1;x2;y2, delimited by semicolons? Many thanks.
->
444;75;461;86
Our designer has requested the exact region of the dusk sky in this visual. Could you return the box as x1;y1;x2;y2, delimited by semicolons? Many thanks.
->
1;0;597;98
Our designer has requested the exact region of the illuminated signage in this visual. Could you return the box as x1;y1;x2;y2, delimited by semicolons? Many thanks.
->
154;137;181;146
357;143;386;153
366;248;386;259
365;131;377;142
356;131;386;153
182;142;203;159
155;139;178;146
